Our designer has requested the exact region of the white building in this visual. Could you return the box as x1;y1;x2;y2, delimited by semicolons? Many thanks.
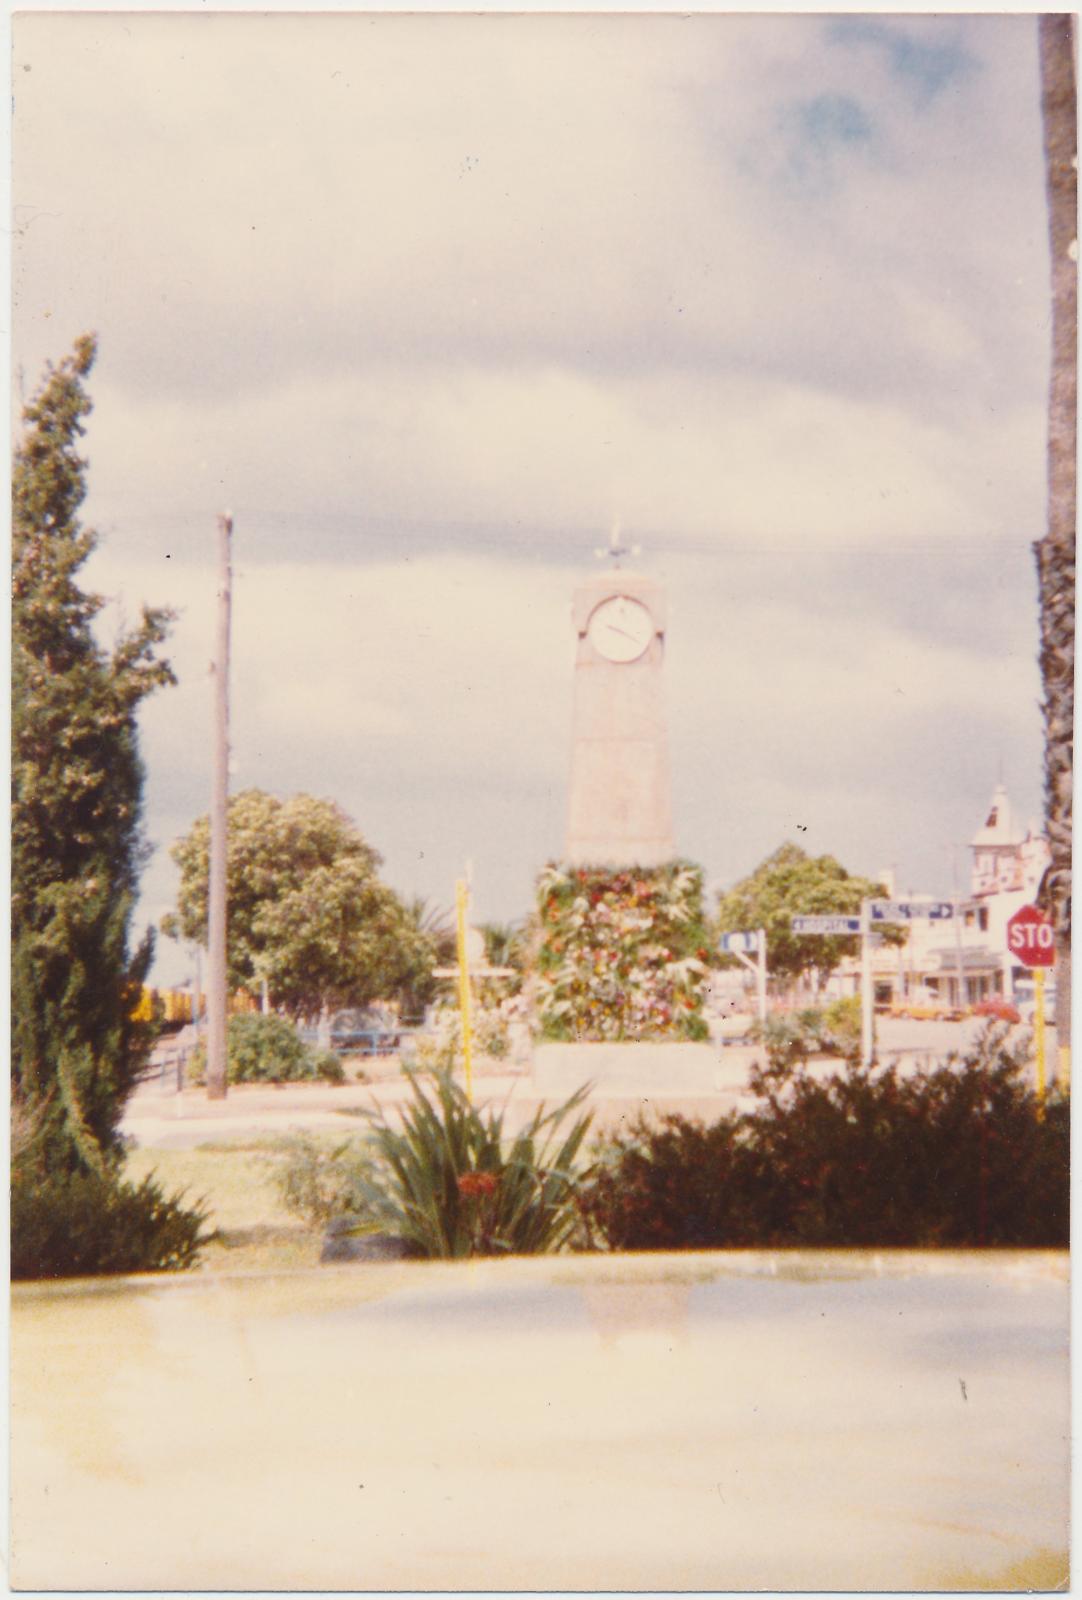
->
831;785;1051;1011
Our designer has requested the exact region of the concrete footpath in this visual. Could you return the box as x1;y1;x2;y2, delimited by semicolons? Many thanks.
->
122;1051;765;1151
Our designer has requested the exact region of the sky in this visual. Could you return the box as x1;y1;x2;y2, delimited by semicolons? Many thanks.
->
12;9;1057;987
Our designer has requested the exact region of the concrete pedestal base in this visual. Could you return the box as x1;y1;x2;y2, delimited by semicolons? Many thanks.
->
533;1041;720;1096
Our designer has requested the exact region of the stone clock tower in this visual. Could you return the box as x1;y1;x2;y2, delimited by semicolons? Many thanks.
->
565;533;674;867
533;530;714;1092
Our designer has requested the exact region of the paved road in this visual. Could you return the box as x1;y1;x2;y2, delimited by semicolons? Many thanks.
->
125;1012;1055;1153
877;1013;1052;1057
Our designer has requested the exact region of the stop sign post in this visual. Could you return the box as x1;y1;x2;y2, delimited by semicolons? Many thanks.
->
1006;903;1056;968
1006;903;1055;1112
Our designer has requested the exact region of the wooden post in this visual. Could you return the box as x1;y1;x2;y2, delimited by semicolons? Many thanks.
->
206;512;233;1100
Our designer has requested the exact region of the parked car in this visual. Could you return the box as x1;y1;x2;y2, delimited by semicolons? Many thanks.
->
298;1008;401;1057
971;997;1021;1024
889;996;967;1022
334;1008;401;1057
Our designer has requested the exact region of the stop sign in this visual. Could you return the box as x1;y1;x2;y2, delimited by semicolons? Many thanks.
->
1006;903;1056;968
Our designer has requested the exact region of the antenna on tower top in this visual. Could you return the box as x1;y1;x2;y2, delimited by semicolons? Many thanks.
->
594;516;641;569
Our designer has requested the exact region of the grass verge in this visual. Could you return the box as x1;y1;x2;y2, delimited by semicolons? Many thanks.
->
124;1138;324;1273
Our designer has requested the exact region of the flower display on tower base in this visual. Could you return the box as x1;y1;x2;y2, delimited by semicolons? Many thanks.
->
534;860;711;1043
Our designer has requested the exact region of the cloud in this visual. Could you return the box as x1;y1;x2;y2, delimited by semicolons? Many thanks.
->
13;11;1053;984
16;11;1048;592
75;356;1044;588
15;13;1046;409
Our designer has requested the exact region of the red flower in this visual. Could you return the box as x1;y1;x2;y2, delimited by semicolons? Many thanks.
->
458;1172;499;1199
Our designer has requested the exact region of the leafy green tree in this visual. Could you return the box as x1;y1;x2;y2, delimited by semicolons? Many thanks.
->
715;843;892;987
12;334;175;1177
163;790;436;1020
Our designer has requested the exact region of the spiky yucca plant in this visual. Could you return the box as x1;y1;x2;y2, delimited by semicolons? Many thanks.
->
348;1070;593;1258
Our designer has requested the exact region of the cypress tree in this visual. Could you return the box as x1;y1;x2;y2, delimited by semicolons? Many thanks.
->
12;335;175;1176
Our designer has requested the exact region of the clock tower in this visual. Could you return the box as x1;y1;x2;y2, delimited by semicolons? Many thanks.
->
565;530;674;867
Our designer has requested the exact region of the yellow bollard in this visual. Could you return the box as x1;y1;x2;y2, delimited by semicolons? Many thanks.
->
1034;968;1046;1120
455;877;475;1102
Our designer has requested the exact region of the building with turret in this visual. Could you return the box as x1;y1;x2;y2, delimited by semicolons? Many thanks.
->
829;784;1051;1013
969;783;1050;904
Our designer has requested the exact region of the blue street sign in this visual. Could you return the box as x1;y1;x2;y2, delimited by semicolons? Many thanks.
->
870;900;954;923
721;930;760;954
791;915;861;935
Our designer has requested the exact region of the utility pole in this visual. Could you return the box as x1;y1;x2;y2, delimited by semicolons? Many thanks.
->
860;900;874;1067
206;512;233;1100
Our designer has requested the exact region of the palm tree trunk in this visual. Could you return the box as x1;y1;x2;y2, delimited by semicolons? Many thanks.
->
1034;15;1076;1073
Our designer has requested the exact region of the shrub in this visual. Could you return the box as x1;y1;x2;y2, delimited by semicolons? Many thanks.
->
272;1131;372;1227
578;1024;1068;1250
406;1032;458;1075
750;999;862;1068
12;1167;211;1279
188;1013;345;1085
750;1008;827;1069
307;1047;349;1083
343;1068;594;1257
576;1110;764;1252
821;995;862;1059
476;1009;510;1059
414;1008;510;1071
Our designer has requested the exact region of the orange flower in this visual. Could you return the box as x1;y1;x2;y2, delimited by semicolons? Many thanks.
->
457;1171;499;1199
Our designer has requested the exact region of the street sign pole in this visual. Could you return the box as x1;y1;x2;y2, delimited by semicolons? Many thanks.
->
722;930;768;1026
1005;903;1056;1104
1037;966;1043;1120
860;899;874;1068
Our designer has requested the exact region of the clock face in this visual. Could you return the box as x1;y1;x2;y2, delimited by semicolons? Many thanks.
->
587;595;653;663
